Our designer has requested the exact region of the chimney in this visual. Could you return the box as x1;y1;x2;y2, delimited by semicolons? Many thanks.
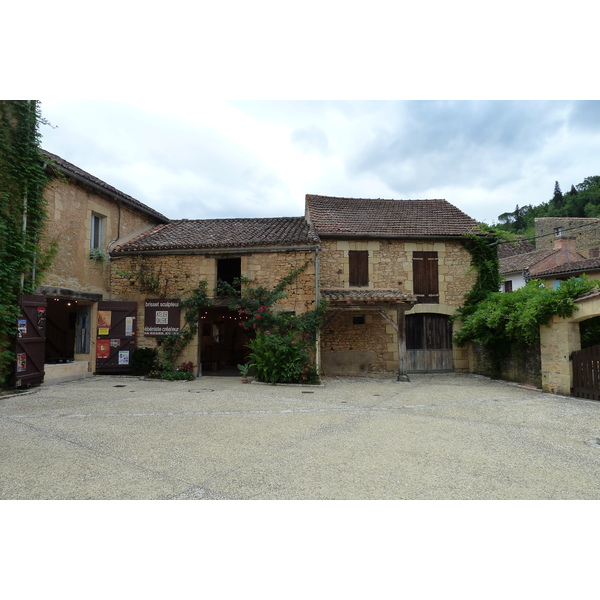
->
553;236;576;252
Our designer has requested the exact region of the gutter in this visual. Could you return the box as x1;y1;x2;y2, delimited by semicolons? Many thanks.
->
110;244;322;257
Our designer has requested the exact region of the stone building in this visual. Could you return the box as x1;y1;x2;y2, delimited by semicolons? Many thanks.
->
534;217;600;258
14;151;484;384
305;195;479;376
110;217;320;376
15;151;169;386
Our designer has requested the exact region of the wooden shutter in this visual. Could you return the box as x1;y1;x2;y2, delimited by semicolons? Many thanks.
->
413;251;439;303
349;251;369;287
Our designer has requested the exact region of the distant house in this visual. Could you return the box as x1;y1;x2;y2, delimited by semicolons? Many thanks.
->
533;256;600;288
534;217;600;258
499;236;586;292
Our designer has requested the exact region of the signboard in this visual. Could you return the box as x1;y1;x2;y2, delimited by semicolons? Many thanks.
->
144;299;180;336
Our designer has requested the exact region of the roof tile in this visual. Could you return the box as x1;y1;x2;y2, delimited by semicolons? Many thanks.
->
112;217;320;252
306;194;479;237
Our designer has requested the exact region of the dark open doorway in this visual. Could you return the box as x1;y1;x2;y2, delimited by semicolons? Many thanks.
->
199;306;251;375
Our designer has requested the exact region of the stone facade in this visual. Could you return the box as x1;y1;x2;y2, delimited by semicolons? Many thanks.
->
540;293;600;395
317;238;474;307
110;249;318;368
318;237;475;375
40;177;164;296
535;218;600;258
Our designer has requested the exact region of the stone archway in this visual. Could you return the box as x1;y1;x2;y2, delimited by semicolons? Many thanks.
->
540;291;600;395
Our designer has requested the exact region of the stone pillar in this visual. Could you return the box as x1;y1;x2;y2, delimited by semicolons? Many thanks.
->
540;317;580;395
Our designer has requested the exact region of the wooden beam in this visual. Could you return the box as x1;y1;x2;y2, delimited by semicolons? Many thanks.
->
397;306;409;381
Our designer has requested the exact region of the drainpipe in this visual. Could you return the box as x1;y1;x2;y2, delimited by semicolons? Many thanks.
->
315;246;321;375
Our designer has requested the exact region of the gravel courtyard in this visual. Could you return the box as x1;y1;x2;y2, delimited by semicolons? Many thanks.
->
1;373;599;500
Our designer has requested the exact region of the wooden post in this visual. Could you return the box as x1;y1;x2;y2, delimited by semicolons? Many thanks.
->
397;306;409;382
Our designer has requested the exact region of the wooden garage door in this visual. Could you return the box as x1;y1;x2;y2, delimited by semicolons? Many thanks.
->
406;313;453;372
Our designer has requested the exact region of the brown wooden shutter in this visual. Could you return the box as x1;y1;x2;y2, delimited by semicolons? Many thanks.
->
349;251;369;287
413;251;439;303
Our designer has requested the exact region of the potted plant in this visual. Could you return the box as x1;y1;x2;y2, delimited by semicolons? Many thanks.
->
237;363;251;383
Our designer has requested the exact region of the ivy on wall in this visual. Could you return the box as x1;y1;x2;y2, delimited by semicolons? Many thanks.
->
0;101;54;385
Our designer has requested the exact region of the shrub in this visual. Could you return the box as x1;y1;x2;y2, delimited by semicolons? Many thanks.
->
131;347;158;375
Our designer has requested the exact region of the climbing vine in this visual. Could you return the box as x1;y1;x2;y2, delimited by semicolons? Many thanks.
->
223;262;329;384
0;101;53;385
156;281;211;372
453;224;598;375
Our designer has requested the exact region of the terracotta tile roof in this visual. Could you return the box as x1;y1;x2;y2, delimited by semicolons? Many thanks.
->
496;236;536;259
306;194;479;237
499;248;559;274
112;217;320;253
321;288;416;304
42;150;170;223
533;257;600;278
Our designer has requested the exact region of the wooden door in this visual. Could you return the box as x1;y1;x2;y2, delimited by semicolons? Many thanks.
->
571;345;600;400
406;313;453;372
14;294;47;386
95;301;137;374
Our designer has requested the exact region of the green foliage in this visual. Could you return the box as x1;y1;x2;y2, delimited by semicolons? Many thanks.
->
89;248;109;262
231;262;327;384
455;224;509;321
580;316;600;349
455;276;599;351
0;101;51;385
131;347;158;375
157;281;210;372
496;175;600;235
247;331;318;384
116;257;164;294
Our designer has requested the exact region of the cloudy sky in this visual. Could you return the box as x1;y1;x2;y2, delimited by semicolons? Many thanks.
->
38;99;600;225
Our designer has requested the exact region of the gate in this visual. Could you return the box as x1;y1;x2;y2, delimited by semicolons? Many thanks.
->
571;345;600;400
14;294;47;386
95;301;137;374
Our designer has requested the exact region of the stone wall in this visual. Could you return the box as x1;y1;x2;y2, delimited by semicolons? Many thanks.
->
320;310;396;375
110;249;318;367
540;294;600;395
469;341;542;388
318;238;475;308
535;218;600;258
40;177;162;296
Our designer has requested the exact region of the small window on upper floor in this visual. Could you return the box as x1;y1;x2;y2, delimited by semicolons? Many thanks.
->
91;213;105;250
349;250;369;287
503;280;513;293
554;227;563;237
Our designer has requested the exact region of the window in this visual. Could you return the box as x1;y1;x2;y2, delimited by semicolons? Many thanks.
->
503;280;513;293
554;227;563;237
349;250;368;287
217;257;242;292
412;251;439;303
91;213;105;250
352;315;365;325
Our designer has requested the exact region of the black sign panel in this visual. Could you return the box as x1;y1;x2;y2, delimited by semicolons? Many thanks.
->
144;299;180;336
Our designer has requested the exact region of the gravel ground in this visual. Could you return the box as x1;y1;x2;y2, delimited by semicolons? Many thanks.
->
1;372;599;499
